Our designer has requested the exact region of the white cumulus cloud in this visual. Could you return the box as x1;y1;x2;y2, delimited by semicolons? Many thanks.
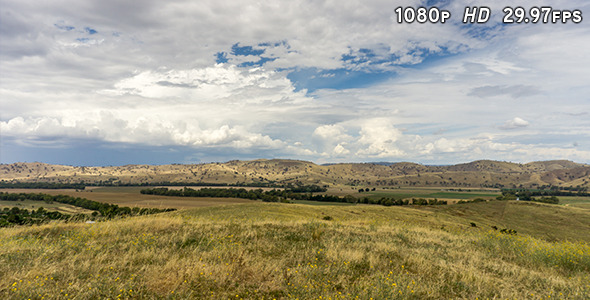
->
499;117;530;130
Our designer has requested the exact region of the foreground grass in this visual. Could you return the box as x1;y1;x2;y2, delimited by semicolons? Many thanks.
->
1;203;589;299
425;200;590;243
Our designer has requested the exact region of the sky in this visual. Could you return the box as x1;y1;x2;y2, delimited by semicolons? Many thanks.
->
1;0;589;166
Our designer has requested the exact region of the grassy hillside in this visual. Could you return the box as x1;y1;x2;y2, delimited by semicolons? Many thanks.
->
2;159;589;188
1;202;589;299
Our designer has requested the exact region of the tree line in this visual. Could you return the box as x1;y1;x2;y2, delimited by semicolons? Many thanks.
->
91;181;285;188
501;188;588;197
0;182;86;189
357;197;447;206
536;185;588;192
497;190;559;204
139;187;447;206
0;180;328;191
0;206;69;227
0;192;175;227
141;186;338;203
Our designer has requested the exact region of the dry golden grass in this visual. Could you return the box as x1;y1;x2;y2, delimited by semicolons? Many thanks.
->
423;200;590;243
1;202;589;299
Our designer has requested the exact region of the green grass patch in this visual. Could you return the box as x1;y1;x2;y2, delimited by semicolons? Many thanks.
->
361;188;500;200
290;200;355;206
427;192;499;199
90;186;147;193
559;196;590;209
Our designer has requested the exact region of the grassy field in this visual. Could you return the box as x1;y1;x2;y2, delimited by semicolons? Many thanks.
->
559;196;590;210
330;186;501;203
290;200;355;206
0;188;252;209
1;201;589;299
422;201;590;242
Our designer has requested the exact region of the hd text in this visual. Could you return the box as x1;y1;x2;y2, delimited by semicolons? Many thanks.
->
394;6;583;24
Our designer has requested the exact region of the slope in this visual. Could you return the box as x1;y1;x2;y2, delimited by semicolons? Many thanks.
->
1;159;589;188
1;202;589;299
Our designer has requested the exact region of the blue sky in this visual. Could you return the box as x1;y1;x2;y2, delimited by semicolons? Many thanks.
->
1;0;589;166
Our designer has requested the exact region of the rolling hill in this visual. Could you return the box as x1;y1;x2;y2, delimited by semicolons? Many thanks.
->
1;159;589;188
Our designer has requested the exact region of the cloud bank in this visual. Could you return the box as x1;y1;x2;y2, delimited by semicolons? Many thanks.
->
1;0;590;165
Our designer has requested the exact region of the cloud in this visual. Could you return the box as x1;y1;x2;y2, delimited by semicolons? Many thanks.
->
356;118;405;158
1;61;320;157
468;85;540;99
0;115;289;151
2;0;590;165
313;124;348;141
499;117;530;130
332;144;350;157
312;124;354;157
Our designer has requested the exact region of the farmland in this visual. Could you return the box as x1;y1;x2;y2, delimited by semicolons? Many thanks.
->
0;199;94;215
0;186;500;209
3;185;590;210
560;196;590;210
337;186;501;203
0;188;252;209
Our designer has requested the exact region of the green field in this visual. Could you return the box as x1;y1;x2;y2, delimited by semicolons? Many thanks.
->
559;196;590;210
1;200;589;299
351;187;500;201
290;200;355;206
89;186;147;193
0;188;252;209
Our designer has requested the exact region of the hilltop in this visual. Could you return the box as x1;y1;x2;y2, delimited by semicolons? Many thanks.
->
1;159;589;188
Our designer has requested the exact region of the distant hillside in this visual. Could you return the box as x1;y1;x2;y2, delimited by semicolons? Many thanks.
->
1;159;589;188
